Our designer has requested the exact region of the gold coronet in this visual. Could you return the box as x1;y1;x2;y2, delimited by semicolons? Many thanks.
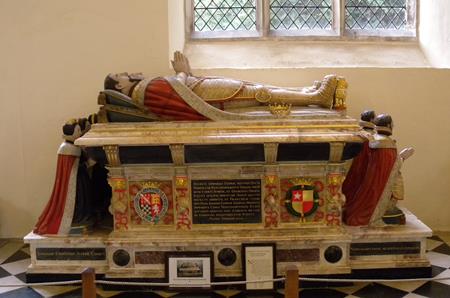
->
269;102;291;118
290;177;313;186
142;181;161;189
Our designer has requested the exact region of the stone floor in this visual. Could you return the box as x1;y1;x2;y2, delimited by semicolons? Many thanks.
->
0;233;449;297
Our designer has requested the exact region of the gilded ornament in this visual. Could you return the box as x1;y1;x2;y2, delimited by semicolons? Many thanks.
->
328;174;343;186
142;181;161;189
333;77;348;110
255;87;272;103
109;178;126;191
265;175;277;185
290;177;313;186
175;176;188;187
269;103;291;118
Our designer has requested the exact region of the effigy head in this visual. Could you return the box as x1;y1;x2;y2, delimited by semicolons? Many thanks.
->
361;110;375;122
62;117;96;142
62;119;82;142
104;72;145;96
359;110;376;130
78;118;91;135
374;113;393;135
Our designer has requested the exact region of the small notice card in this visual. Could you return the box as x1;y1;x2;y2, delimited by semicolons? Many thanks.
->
243;244;275;290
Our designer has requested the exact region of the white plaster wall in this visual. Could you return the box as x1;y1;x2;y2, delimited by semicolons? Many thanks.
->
420;0;450;67
0;0;449;237
0;0;171;238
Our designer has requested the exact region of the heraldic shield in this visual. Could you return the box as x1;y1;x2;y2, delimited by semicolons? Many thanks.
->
134;187;169;223
285;184;319;218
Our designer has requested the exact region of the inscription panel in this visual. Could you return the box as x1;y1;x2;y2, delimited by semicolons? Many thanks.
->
36;248;106;261
350;242;421;256
192;179;261;224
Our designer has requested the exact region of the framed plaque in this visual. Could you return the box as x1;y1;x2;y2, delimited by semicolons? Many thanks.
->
242;243;276;290
165;251;213;289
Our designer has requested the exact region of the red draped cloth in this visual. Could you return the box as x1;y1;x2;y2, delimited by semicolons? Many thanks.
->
144;78;208;121
343;148;397;226
342;141;370;217
34;154;77;235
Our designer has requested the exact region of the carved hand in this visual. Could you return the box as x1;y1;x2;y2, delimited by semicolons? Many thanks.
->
399;147;415;161
171;51;192;75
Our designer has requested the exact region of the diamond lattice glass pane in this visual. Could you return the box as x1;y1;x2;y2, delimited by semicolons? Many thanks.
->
345;0;407;30
193;0;256;32
270;0;333;30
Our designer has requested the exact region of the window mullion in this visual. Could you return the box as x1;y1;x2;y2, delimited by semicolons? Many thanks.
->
260;0;270;38
185;0;194;41
337;0;345;37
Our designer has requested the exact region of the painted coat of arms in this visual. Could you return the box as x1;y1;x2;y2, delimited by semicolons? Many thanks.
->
285;181;319;218
134;187;169;223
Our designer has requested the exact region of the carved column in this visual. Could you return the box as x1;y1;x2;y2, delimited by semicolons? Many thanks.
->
108;168;128;231
325;172;345;226
174;175;191;230
263;174;280;228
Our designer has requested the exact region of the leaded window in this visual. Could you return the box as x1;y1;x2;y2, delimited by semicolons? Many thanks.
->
188;0;417;39
193;0;257;31
345;0;407;30
270;0;333;30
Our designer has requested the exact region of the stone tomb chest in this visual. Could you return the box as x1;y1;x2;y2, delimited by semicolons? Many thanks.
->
72;115;365;279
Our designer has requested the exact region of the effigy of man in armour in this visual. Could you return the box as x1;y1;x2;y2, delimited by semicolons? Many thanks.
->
99;51;347;122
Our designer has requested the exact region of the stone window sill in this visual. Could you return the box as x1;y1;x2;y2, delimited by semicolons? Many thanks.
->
184;40;430;69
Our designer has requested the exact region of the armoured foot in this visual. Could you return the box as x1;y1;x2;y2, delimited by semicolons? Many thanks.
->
317;75;338;109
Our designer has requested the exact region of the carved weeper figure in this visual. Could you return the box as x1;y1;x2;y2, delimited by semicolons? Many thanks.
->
344;114;413;226
342;110;376;216
34;120;84;235
34;117;102;235
98;51;346;122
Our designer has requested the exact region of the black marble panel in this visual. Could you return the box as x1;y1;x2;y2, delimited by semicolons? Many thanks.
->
192;179;261;224
276;143;330;161
185;144;265;163
119;145;173;164
350;241;421;256
36;247;106;261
